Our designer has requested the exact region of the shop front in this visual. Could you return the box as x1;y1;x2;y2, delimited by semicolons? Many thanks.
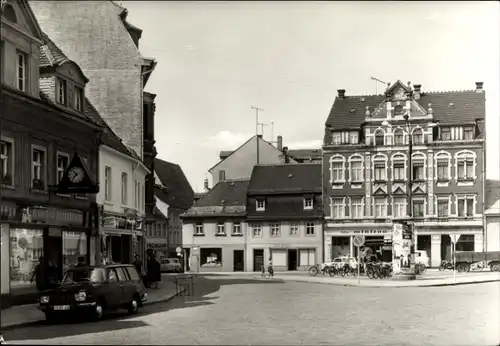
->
146;240;168;260
101;213;143;265
1;203;92;307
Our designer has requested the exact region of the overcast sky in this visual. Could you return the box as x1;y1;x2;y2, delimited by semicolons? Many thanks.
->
125;1;500;192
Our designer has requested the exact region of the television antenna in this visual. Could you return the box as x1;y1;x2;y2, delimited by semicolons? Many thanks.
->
371;76;387;94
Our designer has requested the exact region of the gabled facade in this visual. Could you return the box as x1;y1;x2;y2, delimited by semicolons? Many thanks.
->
246;164;323;271
322;80;486;266
1;0;103;307
182;180;250;272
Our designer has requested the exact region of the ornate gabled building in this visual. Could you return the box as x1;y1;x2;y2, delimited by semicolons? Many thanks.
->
322;80;486;267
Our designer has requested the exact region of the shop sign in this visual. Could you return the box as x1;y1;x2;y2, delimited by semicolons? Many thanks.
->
0;202;18;221
354;230;391;235
29;207;83;226
102;215;139;230
147;242;167;249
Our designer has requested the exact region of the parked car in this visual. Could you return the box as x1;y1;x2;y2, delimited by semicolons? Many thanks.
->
160;258;182;273
415;250;431;267
332;256;358;269
38;264;147;322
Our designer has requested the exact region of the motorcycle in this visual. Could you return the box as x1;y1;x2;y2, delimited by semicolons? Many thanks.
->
439;260;454;271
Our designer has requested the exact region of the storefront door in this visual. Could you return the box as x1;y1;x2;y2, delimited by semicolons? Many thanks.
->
45;234;63;281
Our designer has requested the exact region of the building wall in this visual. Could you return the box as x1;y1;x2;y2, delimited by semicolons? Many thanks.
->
30;1;145;157
486;216;500;251
167;207;184;256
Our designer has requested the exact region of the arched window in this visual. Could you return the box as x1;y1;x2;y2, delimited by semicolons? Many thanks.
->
412;128;424;144
455;150;476;180
329;155;345;183
393;128;405;145
374;129;385;146
348;154;364;183
394;105;404;116
435;151;451;181
411;152;426;181
372;154;387;181
3;4;17;23
391;153;406;181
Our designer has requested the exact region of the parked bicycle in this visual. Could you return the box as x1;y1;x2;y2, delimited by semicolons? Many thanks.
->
415;263;427;275
309;263;332;276
439;260;454;271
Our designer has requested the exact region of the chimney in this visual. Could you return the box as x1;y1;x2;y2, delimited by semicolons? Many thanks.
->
277;135;283;151
337;89;346;98
475;82;484;92
203;178;209;192
282;146;289;164
413;84;421;100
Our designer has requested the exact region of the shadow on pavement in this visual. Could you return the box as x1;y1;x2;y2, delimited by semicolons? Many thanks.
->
3;276;283;342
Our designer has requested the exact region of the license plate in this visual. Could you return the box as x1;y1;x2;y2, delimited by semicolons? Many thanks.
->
53;305;70;311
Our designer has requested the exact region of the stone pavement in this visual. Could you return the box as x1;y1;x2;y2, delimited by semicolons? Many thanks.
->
0;281;180;330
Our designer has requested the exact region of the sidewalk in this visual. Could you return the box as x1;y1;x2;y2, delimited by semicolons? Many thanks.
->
0;281;180;330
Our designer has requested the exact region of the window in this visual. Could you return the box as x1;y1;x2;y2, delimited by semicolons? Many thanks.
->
232;223;242;235
17;51;26;92
412;200;425;218
412;163;425;180
270;224;280;236
219;170;226;181
374;198;387;218
437;162;449;180
57;78;67;105
330;156;345;182
393;163;405;181
331;198;345;218
351;198;364;218
56;153;69;183
349;158;363;182
252;224;262;237
464;127;474;140
305;222;315;235
74;86;83;111
104;166;112;201
440;127;451;140
121;172;128;205
437;198;449;217
62;231;87;273
393;198;406;218
394;129;404;145
256;199;265;211
349;132;358;144
194;223;204;235
374;130;385;146
32;147;46;190
134;181;138;208
125;266;141;281
1;139;13;186
200;248;222;268
10;229;44;290
394;105;404;116
3;4;17;23
374;163;386;181
299;249;316;266
217;223;226;235
290;223;299;236
304;197;313;210
332;133;341;145
457;196;474;217
412;129;423;144
456;153;475;180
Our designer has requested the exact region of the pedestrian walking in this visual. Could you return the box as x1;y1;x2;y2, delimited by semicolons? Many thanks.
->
132;253;143;276
267;259;274;278
75;256;86;267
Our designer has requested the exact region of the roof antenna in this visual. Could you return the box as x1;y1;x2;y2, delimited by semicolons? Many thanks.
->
370;76;386;95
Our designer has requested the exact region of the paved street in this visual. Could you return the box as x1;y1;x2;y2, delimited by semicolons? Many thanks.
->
3;276;499;345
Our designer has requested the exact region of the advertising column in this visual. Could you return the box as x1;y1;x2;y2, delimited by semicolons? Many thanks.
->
392;222;415;280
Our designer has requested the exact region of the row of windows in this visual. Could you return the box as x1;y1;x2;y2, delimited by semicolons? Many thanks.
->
193;222;317;237
330;195;477;219
0;137;88;198
194;223;242;236
329;150;476;183
255;197;314;211
103;165;144;209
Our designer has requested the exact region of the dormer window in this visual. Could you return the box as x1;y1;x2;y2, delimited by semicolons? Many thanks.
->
374;130;385;146
464;127;474;140
57;78;67;105
256;199;265;211
304;197;313;210
412;129;424;144
3;4;18;24
394;105;404;116
74;86;83;111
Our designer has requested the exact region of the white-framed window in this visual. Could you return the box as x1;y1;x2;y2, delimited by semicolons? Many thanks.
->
411;153;426;181
348;155;363;182
134;180;138;208
412;128;424;144
412;199;425;218
104;166;112;201
252;224;262;237
1;138;14;186
57;77;67;105
455;151;476;180
290;223;299;236
31;146;46;190
305;222;315;235
393;197;406;218
437;197;450;217
121;172;128;205
391;153;406;181
332;132;341;145
440;127;451;140
194;223;204;235
56;152;69;182
393;128;405;145
350;197;364;218
374;163;386;181
330;155;345;183
456;195;475;217
217;223;226;235
74;86;83;111
304;197;313;210
256;199;265;211
435;151;452;181
464;126;474;140
16;51;27;92
374;129;385;146
349;132;359;144
374;198;387;218
394;105;404;116
331;197;345;218
232;223;242;235
270;223;280;237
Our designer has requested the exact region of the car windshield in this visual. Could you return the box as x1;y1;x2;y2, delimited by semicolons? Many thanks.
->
63;268;106;284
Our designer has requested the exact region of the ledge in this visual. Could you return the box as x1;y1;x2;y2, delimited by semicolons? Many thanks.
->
193;234;205;237
215;234;227;237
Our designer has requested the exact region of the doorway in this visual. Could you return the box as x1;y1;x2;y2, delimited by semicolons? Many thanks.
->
253;249;264;272
233;250;244;271
45;235;62;281
287;249;298;271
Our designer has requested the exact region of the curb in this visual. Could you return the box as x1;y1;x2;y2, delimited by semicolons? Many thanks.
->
1;289;184;332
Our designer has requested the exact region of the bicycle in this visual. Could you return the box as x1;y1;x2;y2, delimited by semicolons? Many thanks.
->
439;260;454;271
415;263;427;275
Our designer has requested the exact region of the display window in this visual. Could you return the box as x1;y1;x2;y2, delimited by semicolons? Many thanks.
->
9;228;43;292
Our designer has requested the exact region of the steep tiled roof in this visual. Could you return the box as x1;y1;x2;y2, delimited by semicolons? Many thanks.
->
154;159;194;210
182;180;249;218
287;149;322;160
248;163;322;195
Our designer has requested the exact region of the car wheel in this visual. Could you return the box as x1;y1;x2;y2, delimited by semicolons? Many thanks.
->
128;295;140;314
91;300;105;321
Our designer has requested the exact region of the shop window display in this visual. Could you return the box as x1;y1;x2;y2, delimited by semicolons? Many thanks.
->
62;231;87;272
200;248;222;268
10;229;43;291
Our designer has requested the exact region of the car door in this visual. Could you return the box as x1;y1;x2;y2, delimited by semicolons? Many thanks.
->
124;265;143;298
115;266;132;305
106;268;121;307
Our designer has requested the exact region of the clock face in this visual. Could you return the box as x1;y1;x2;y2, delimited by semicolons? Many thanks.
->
68;166;85;183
